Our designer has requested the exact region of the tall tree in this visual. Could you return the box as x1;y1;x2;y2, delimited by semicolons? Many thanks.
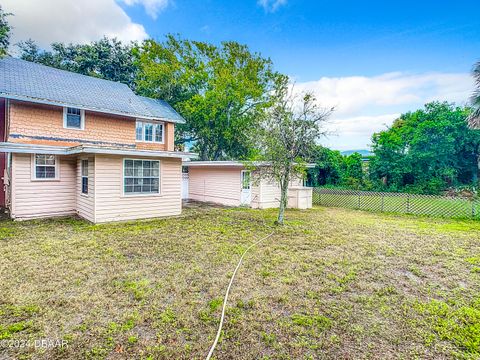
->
0;5;11;57
18;37;138;88
134;35;277;160
468;60;480;184
254;76;331;224
369;102;480;193
307;146;343;186
469;60;480;129
306;146;364;188
341;152;364;188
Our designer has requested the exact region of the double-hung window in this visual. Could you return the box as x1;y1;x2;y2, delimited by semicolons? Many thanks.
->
124;159;160;195
135;120;164;143
63;107;85;129
34;154;57;180
81;160;88;195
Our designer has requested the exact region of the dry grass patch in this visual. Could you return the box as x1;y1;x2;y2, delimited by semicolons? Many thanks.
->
0;206;479;359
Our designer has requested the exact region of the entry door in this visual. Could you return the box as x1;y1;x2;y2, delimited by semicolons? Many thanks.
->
240;170;251;205
182;172;189;199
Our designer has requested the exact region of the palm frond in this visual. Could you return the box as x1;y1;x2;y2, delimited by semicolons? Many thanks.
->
468;61;480;129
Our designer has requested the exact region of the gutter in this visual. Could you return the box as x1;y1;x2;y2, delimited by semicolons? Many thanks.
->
0;142;198;160
183;160;316;168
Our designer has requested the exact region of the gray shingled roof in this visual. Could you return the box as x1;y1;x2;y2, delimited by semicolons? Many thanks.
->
0;57;185;123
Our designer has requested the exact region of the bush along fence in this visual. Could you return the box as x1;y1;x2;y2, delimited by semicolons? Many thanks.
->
312;188;480;220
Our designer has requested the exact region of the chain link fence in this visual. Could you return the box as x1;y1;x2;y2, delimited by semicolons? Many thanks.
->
313;188;480;220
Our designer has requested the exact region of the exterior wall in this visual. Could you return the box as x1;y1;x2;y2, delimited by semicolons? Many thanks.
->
251;176;281;209
135;123;174;151
0;98;6;206
7;100;175;151
9;152;182;222
76;157;95;222
93;155;182;222
188;167;242;206
187;166;309;209
10;153;76;219
251;174;303;209
288;187;313;209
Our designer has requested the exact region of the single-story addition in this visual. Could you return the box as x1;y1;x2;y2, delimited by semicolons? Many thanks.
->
182;161;313;209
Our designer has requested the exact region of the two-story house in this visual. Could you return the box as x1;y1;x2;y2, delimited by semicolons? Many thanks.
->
0;57;195;223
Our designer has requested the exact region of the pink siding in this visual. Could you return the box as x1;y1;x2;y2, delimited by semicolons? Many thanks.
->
11;153;76;219
250;176;280;209
251;174;303;209
288;187;313;209
76;157;95;222
93;155;182;222
188;167;242;206
0;98;5;206
188;167;306;209
10;154;182;222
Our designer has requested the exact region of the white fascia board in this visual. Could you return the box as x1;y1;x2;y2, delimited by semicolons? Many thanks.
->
0;142;69;155
69;146;197;159
182;161;315;168
182;161;246;167
0;142;197;159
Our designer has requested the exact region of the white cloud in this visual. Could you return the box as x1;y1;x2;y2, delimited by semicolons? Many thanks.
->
295;72;473;117
295;72;474;150
119;0;170;19
257;0;287;13
323;114;400;151
3;0;149;49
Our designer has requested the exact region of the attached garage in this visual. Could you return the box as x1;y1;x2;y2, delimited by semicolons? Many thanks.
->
182;161;313;209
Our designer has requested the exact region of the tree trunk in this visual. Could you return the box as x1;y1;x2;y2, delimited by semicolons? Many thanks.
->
474;144;480;186
477;150;480;187
277;172;290;225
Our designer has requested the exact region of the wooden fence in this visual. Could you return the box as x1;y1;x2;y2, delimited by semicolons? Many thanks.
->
312;188;480;219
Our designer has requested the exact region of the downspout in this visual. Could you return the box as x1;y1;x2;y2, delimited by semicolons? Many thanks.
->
4;99;11;213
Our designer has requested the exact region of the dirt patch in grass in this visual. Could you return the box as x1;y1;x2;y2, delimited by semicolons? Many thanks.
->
0;206;479;359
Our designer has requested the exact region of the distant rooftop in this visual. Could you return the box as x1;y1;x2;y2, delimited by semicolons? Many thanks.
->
0;57;185;123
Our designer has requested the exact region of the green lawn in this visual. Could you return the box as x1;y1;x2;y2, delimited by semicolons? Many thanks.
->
0;205;479;359
313;191;480;219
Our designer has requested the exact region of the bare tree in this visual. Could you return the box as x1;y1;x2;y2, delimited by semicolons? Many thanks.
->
254;75;332;224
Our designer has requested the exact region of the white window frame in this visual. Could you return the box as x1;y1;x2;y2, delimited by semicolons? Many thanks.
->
135;120;165;144
63;107;85;130
31;154;59;181
81;159;88;196
122;158;161;196
241;170;251;190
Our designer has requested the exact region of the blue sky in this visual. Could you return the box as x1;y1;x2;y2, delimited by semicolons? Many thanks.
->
121;0;480;81
4;0;480;150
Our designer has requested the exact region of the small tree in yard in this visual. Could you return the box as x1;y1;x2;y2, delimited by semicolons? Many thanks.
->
255;75;331;225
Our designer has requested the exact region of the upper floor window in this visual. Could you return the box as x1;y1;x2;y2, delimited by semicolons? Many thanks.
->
135;120;164;143
63;107;85;130
33;154;58;180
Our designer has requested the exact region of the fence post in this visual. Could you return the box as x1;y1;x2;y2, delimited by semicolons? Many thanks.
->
358;193;361;209
406;194;410;213
472;199;476;219
381;194;384;212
